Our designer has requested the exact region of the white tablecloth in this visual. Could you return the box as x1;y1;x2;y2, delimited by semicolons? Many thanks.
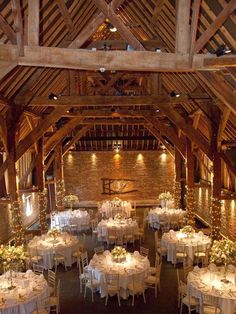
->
88;250;150;298
99;201;133;218
160;200;175;209
97;219;138;242
51;209;90;229
161;230;211;264
0;270;49;314
188;266;236;314
148;208;185;228
28;232;79;269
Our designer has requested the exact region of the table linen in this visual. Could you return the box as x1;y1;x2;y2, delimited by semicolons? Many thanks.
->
188;266;236;314
99;201;133;218
161;230;211;264
28;232;79;269
88;250;150;299
148;208;185;229
51;209;90;230
0;270;49;314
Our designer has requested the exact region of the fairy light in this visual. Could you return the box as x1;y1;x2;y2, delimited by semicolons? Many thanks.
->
11;200;24;245
56;179;65;212
186;186;195;226
211;197;222;240
39;189;48;233
174;181;181;208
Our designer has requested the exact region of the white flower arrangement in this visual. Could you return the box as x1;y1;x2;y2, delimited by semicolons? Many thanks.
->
48;228;61;239
210;239;236;265
63;194;79;204
114;213;124;221
158;191;173;201
180;225;195;234
0;245;28;270
111;197;122;207
111;246;127;263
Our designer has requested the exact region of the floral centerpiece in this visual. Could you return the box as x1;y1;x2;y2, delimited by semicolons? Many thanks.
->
114;213;124;221
0;245;28;289
63;194;79;209
210;239;236;283
48;228;61;240
158;191;173;201
180;225;195;234
111;197;122;207
111;246;127;263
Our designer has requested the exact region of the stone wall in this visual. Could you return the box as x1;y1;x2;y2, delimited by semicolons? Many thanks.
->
194;187;236;241
63;151;175;202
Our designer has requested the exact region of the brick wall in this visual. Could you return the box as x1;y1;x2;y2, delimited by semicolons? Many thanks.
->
63;151;175;202
0;192;40;243
194;187;236;241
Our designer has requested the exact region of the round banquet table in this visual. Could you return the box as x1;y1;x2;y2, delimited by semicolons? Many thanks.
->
0;270;49;314
88;250;150;299
148;208;185;229
97;218;138;242
28;232;79;269
188;265;236;314
51;209;90;230
161;229;211;264
99;201;133;218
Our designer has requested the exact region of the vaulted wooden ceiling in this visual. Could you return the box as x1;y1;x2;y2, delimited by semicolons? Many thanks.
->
0;0;235;184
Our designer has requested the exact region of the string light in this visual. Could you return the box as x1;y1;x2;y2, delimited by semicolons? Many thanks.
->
11;200;24;245
174;181;181;208
185;186;195;226
56;179;65;212
211;197;222;240
39;189;48;233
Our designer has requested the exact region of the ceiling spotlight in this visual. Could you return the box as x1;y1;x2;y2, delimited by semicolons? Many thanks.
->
215;44;232;57
155;48;161;53
99;67;106;73
48;93;58;100
170;91;180;98
109;25;117;32
156;109;160;112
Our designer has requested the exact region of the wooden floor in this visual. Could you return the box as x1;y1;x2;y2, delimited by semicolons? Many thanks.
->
52;208;192;314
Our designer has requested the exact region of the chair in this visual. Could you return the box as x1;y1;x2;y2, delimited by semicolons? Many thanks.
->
94;246;104;255
174;242;188;267
72;245;82;268
29;248;43;266
140;246;149;258
145;263;161;298
183;262;194;284
48;279;60;314
31;297;50;314
104;273;121;306
180;283;199;314
134;222;145;244
91;219;98;242
106;230;117;247
176;268;187;307
127;271;146;306
33;263;44;275
48;269;56;296
149;252;161;275
200;293;221;314
123;234;134;247
194;243;209;266
53;248;67;272
79;251;89;293
84;270;100;302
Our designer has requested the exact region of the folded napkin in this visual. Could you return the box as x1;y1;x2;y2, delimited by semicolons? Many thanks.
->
208;263;217;272
193;266;200;272
133;251;140;257
103;250;110;256
25;269;33;278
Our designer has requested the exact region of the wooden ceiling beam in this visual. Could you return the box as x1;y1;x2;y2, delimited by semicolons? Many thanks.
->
156;104;213;159
217;107;231;148
0;13;16;44
80;119;149;125
91;0;145;51
87;39;165;50
151;0;166;24
22;94;188;107
145;125;174;158
0;61;17;81
194;1;236;53
10;0;24;56
198;71;236;116
62;125;92;156
28;0;39;46
190;0;202;59
2;44;234;71
175;0;191;54
55;0;74;37
44;117;84;157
